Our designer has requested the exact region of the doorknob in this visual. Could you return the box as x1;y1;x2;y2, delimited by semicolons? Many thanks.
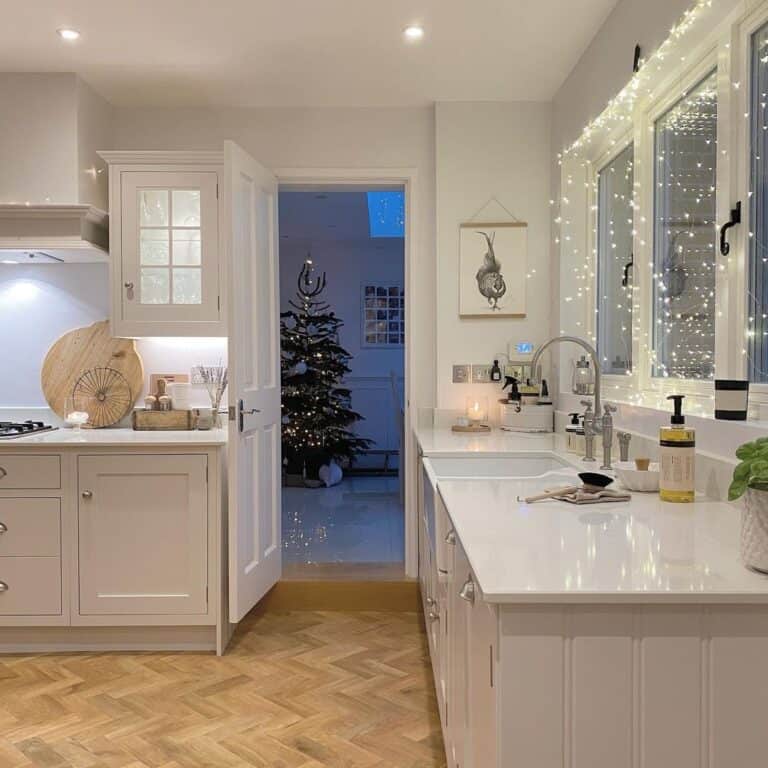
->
81;490;93;499
459;576;475;604
0;581;8;593
238;399;261;432
0;522;6;534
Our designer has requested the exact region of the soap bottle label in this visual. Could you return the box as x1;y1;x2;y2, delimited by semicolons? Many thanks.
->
659;445;695;492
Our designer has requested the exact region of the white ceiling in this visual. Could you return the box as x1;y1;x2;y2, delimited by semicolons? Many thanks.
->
0;0;618;108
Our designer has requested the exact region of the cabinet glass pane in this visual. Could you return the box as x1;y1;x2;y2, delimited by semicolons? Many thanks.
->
139;190;169;227
652;70;717;379
172;268;202;304
172;190;201;226
749;22;768;381
141;268;170;304
172;229;201;265
140;229;169;265
596;144;634;375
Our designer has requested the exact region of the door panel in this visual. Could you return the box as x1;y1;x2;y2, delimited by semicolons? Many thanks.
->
78;454;208;615
226;141;282;622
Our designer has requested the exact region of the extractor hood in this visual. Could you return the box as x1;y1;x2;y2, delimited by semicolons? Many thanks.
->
0;204;108;264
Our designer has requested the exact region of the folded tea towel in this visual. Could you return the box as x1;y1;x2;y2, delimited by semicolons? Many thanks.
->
554;488;631;505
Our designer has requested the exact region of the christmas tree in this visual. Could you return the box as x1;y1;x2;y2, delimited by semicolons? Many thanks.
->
280;258;372;478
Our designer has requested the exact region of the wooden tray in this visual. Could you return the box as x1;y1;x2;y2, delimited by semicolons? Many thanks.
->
451;424;491;433
132;409;194;431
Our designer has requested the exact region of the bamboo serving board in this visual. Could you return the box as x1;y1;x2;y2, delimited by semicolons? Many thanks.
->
41;321;144;421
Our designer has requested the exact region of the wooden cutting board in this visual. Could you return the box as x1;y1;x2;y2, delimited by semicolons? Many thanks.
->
41;321;144;421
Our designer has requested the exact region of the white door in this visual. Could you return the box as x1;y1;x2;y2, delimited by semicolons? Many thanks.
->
225;140;282;622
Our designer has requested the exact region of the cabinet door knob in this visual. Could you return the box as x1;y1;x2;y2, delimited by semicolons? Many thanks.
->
81;490;93;499
0;467;6;479
445;529;456;545
0;581;8;593
459;576;475;604
426;596;436;607
0;522;6;534
124;282;134;290
427;610;440;622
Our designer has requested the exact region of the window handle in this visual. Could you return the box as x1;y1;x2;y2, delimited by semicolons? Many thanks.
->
720;201;741;256
621;255;634;288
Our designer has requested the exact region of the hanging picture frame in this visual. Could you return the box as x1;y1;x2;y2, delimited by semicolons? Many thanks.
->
459;221;527;317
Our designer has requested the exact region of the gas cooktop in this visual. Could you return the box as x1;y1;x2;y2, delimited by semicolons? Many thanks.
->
0;420;58;440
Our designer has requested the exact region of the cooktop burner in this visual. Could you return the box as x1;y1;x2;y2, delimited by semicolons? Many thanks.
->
0;420;58;439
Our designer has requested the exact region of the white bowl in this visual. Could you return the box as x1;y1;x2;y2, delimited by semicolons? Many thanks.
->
614;461;660;492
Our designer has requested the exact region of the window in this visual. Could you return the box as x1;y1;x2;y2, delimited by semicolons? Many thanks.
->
367;191;405;237
596;144;634;375
362;284;404;346
652;70;718;379
138;188;202;305
749;21;768;382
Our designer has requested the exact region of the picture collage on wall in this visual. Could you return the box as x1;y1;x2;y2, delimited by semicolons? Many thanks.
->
362;284;405;346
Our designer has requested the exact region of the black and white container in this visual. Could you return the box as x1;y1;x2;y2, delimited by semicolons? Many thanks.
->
714;379;749;421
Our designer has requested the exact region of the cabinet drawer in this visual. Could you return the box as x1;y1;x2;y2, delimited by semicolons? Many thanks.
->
0;455;61;489
0;499;60;556
0;557;61;615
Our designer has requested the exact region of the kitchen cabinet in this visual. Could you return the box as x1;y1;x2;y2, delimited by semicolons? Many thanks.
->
99;151;225;337
78;454;208;616
0;441;227;653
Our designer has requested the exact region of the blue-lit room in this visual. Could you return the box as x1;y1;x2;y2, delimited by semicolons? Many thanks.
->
278;188;405;577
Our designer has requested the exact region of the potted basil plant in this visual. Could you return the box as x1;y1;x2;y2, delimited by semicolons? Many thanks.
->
729;436;768;573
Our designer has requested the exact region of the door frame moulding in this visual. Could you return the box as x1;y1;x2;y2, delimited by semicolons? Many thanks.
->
274;167;419;578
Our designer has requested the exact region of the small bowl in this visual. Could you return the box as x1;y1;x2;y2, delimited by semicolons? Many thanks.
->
614;461;660;492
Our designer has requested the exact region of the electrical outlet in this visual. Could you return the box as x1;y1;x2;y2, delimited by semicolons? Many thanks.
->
452;364;470;384
471;364;492;384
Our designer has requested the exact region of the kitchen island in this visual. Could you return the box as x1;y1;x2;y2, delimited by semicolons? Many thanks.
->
0;428;230;654
416;425;768;768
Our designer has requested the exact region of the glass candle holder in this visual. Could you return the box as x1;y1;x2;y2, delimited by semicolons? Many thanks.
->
465;396;489;424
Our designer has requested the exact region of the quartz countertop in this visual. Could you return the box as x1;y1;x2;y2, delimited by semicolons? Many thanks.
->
416;425;557;456
438;477;768;604
0;427;228;447
416;423;768;604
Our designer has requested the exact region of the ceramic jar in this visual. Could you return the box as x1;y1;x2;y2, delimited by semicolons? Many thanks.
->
741;488;768;573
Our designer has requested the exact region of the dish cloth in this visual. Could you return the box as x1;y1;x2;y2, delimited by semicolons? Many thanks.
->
554;488;631;505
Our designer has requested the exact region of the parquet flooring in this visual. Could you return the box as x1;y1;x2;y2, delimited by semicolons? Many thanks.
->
0;611;446;768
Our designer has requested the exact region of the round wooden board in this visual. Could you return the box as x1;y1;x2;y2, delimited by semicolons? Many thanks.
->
41;321;144;424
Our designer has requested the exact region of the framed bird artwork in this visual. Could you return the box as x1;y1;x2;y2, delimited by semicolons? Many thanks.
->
458;221;527;317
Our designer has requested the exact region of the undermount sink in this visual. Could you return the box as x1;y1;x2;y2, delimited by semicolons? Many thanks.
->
426;453;573;479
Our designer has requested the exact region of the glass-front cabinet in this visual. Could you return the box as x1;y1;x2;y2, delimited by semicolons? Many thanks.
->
99;153;225;337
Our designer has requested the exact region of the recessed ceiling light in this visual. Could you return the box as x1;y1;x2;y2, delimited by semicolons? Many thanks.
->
403;25;424;42
57;28;81;41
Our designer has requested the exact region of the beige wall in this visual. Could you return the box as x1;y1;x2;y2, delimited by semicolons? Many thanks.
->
435;101;552;410
113;105;437;412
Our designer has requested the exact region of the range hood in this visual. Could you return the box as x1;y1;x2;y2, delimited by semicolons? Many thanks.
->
0;204;108;264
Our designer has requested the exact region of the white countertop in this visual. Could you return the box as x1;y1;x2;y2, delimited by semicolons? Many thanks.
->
0;427;228;447
416;424;768;604
438;477;768;604
416;425;557;456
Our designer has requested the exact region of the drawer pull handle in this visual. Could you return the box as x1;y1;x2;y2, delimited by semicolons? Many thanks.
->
0;522;6;534
0;581;8;593
82;490;93;499
459;576;475;605
445;529;456;545
0;467;6;479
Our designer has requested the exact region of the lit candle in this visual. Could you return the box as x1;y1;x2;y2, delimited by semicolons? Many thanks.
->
465;396;489;424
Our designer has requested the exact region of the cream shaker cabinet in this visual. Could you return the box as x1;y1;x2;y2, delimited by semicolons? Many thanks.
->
77;454;208;616
99;152;225;338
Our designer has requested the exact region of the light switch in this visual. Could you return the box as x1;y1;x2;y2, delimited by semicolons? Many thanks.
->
471;364;492;384
452;364;470;384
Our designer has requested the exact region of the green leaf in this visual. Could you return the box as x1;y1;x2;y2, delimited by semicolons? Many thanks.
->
729;479;748;501
736;444;758;460
734;461;752;481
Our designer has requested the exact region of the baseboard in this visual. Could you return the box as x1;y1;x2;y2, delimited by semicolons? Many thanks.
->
0;625;217;653
259;579;421;611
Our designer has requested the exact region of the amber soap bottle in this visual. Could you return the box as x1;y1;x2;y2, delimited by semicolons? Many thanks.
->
659;394;695;503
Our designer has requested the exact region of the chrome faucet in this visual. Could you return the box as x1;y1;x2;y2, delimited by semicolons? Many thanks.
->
531;336;614;466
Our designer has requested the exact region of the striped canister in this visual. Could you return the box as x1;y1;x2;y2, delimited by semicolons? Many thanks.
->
714;379;749;420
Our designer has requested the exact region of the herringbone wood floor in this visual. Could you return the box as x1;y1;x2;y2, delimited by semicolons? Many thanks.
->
0;611;446;768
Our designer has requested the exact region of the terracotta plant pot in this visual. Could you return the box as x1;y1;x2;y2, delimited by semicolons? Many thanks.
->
741;487;768;573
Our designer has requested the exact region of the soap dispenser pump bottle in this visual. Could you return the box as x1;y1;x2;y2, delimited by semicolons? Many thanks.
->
659;394;695;503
